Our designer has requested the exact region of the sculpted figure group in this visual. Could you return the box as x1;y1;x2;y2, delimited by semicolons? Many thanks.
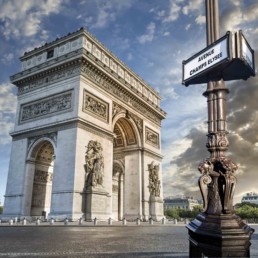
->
148;161;161;197
85;140;104;187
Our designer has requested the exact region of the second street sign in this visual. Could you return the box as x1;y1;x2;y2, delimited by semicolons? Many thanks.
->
182;31;255;86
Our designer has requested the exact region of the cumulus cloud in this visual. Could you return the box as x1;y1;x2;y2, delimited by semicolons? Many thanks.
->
90;0;133;29
162;0;181;23
1;53;14;65
182;0;203;15
195;15;206;25
137;22;156;44
0;82;17;145
0;0;64;40
221;2;258;33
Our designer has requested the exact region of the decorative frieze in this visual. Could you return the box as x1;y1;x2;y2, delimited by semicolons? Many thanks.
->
206;132;229;151
34;170;53;183
19;90;73;123
113;152;125;161
18;65;80;95
145;127;160;149
81;63;161;125
83;90;109;122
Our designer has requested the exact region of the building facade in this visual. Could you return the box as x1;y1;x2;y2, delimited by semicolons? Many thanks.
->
3;28;166;221
164;196;201;211
241;192;258;205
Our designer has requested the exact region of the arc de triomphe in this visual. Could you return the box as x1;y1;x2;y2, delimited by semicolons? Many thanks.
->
3;28;166;221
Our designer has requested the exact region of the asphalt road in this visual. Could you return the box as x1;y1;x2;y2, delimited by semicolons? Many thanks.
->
0;223;257;258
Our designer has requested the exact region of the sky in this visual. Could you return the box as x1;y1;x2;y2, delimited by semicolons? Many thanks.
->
0;0;258;205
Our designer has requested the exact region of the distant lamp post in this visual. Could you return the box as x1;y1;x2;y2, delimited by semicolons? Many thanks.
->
182;0;255;257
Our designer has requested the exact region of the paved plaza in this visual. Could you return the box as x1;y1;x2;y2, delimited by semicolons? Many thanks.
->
0;222;257;258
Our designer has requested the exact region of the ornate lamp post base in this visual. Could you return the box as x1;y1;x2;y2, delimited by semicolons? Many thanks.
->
185;156;254;257
187;213;254;257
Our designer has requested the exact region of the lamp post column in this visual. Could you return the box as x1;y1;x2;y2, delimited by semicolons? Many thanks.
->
186;0;254;257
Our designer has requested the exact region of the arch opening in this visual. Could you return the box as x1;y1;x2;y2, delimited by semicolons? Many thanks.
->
30;141;55;218
112;117;139;220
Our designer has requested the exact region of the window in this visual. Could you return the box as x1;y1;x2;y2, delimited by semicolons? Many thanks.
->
47;49;54;59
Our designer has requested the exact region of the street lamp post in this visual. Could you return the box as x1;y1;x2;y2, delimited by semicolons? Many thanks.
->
184;0;255;257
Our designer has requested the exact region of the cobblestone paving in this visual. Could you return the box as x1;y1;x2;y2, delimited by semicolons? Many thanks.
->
0;222;257;257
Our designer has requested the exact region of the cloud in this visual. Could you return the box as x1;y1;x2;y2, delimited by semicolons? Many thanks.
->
1;53;14;65
90;0;133;29
195;15;205;25
221;2;258;33
185;24;191;31
162;127;207;198
137;22;156;44
162;0;181;23
0;0;64;40
0;82;17;145
182;0;203;16
163;31;170;37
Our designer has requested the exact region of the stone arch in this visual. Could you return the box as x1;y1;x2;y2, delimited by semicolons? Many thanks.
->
25;138;55;218
112;111;141;148
27;136;57;161
112;111;142;220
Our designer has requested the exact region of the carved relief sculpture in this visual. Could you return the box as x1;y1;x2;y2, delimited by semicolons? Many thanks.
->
20;91;72;123
84;140;104;187
148;161;161;197
83;90;109;122
34;170;53;183
145;127;159;148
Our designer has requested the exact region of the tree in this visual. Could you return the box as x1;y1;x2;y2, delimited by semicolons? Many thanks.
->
191;205;203;218
235;203;258;221
235;202;258;209
165;205;203;219
165;208;179;219
0;206;3;214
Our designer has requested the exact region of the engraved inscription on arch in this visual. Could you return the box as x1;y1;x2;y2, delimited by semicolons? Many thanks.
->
83;90;109;122
19;90;73;123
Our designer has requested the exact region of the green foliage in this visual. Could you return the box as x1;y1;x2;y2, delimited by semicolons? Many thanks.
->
191;205;203;217
165;208;180;219
235;203;258;219
235;202;258;209
0;206;3;214
165;205;203;219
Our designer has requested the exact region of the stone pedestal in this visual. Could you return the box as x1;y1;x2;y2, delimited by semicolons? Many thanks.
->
187;213;254;257
149;196;164;221
85;187;111;221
